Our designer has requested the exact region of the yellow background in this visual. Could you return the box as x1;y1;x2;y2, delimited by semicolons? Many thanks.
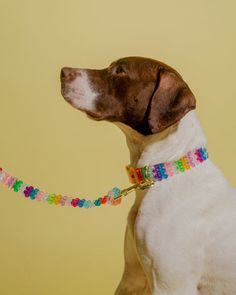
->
0;1;235;294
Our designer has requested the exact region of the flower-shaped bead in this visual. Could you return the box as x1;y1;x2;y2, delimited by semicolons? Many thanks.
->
24;186;33;197
71;198;79;207
101;196;107;204
181;156;190;170
12;180;23;192
29;188;39;200
47;194;56;205
164;162;174;177
65;197;72;206
59;196;67;206
112;187;121;199
83;200;90;208
94;198;101;206
187;152;197;167
54;195;62;205
78;199;85;207
35;191;44;201
111;197;122;206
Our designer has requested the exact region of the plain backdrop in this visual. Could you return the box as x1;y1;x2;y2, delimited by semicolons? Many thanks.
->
0;1;236;294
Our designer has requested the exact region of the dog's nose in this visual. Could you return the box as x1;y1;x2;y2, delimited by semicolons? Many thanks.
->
61;67;77;81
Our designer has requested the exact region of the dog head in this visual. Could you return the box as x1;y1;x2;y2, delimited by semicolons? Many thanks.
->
60;57;196;135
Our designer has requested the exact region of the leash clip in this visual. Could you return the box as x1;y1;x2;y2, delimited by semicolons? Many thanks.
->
137;180;155;190
116;180;155;200
119;183;139;197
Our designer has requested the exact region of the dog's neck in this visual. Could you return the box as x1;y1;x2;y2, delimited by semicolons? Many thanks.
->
116;111;207;167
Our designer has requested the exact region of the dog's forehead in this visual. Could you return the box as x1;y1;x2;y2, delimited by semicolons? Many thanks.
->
110;56;157;67
107;57;161;80
108;57;179;77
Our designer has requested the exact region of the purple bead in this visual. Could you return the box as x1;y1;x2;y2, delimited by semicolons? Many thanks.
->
153;165;162;181
24;186;33;197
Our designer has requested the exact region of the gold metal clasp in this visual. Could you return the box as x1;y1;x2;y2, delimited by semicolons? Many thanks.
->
137;180;155;190
119;183;139;197
116;180;155;200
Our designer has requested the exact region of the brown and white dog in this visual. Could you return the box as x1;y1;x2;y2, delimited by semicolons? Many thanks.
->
60;57;236;295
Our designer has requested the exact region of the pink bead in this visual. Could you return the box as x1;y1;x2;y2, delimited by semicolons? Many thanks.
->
35;191;44;201
194;150;204;163
111;197;122;206
7;176;17;188
59;196;67;206
164;162;174;176
65;197;72;206
71;198;79;207
187;152;196;167
2;173;10;185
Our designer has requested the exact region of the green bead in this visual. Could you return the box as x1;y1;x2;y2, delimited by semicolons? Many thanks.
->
47;194;56;205
12;180;23;192
174;160;185;172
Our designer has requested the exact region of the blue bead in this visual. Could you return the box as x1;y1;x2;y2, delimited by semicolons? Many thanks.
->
94;199;101;206
199;148;208;160
157;163;168;179
112;187;121;197
83;200;90;208
29;188;39;200
78;199;85;207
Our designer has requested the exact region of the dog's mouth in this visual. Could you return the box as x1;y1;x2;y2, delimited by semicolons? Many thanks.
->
85;110;104;121
61;86;104;121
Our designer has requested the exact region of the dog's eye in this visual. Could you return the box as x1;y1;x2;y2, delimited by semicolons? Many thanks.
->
115;65;126;75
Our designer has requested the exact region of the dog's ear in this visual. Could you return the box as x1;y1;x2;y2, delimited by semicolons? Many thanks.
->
148;68;196;133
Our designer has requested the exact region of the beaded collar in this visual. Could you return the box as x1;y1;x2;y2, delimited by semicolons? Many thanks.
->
0;147;208;209
126;147;208;185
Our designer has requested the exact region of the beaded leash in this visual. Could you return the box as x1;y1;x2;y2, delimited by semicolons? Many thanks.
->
0;167;154;208
0;147;208;209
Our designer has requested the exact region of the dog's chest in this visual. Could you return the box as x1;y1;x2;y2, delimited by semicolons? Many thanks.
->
130;167;236;294
134;172;201;234
131;172;211;271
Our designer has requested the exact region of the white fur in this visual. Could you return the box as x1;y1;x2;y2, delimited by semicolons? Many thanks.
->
65;70;97;111
114;111;236;295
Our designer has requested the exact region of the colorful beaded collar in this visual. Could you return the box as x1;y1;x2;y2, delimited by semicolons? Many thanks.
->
0;147;208;209
126;147;208;185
